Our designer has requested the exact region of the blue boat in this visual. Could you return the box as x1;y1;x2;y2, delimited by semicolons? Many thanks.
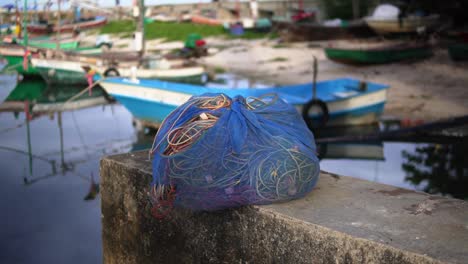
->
98;77;389;127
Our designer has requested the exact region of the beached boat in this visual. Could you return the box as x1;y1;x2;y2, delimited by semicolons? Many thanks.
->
273;20;375;42
30;57;206;85
364;14;440;34
324;41;432;64
448;43;468;61
191;14;223;26
26;16;107;34
98;77;389;127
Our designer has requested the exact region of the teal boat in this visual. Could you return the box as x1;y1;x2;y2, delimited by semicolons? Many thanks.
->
448;43;468;61
325;41;432;64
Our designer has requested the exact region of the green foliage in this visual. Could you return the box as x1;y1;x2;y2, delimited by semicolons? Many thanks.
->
269;57;288;62
144;21;225;41
213;67;226;74
100;20;136;34
101;20;274;41
402;141;468;200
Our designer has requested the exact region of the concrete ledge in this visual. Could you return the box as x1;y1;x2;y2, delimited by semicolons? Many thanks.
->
100;151;468;264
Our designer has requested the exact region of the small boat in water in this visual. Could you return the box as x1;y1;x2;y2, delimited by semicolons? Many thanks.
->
98;77;389;127
2;34;81;50
26;16;107;35
324;40;432;64
273;20;375;42
0;45;41;76
30;57;206;85
0;78;111;114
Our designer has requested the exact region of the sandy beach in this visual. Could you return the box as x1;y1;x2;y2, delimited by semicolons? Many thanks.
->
200;38;468;122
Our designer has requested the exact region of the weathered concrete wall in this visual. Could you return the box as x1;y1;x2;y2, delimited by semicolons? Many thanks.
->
100;151;468;264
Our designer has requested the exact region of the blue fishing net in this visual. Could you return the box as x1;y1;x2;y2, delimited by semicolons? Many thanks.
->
150;93;319;216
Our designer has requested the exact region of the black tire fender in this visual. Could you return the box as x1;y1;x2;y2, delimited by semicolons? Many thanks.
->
103;68;120;77
301;99;329;128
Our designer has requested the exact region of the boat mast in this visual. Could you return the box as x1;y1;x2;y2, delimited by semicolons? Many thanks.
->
137;0;145;60
55;0;61;50
23;0;28;46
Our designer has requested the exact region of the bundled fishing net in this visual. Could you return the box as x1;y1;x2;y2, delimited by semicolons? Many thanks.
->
150;93;319;217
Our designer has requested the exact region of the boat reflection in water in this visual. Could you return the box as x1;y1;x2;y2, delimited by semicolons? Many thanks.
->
0;79;116;201
402;139;468;200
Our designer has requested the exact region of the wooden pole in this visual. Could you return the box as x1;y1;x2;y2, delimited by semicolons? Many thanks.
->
56;0;61;51
23;0;28;46
352;0;360;20
137;0;145;60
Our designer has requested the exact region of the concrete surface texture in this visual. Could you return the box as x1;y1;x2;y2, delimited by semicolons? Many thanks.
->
100;151;468;264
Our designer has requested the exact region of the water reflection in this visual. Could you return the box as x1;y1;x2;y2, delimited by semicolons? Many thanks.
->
0;77;136;263
402;139;468;200
1;79;115;198
315;124;468;199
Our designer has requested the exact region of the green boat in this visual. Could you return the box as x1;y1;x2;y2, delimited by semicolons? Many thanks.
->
1;78;111;113
0;44;105;77
0;48;40;76
448;43;468;61
324;41;433;64
30;57;206;85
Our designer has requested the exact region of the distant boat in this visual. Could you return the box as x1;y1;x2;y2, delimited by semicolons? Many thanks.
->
273;20;375;42
191;14;223;26
448;43;468;61
364;14;440;34
325;41;432;64
30;57;206;85
26;16;107;35
98;77;389;127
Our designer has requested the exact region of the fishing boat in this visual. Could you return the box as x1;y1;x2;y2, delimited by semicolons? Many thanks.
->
4;35;81;50
98;77;389;127
273;20;375;42
364;14;440;34
30;57;206;85
0;37;111;77
0;45;40;76
0;78;110;114
26;16;107;34
448;43;468;61
324;40;432;64
191;14;223;26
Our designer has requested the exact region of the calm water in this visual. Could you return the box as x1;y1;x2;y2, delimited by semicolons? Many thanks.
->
0;72;466;263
